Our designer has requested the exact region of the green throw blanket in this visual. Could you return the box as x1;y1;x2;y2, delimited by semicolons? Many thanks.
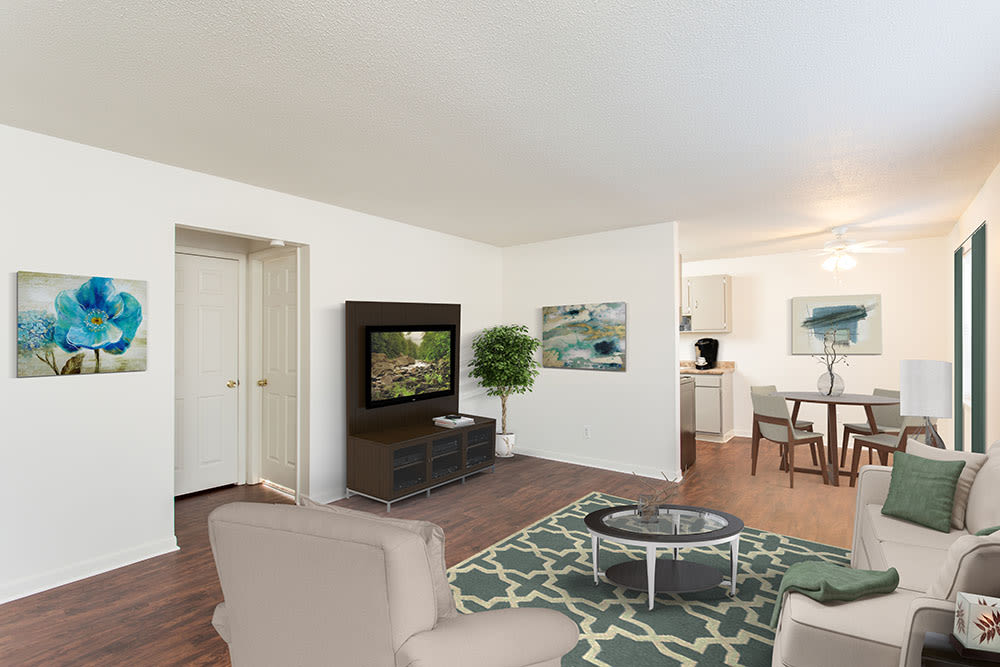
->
770;561;899;627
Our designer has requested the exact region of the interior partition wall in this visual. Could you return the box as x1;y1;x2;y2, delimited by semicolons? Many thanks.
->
954;222;986;453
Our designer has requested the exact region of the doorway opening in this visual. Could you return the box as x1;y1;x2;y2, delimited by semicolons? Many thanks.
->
174;226;310;500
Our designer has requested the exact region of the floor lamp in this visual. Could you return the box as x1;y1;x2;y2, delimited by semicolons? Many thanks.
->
900;360;952;449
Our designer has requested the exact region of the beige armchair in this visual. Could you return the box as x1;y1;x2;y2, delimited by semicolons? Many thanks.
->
208;502;579;667
773;441;1000;667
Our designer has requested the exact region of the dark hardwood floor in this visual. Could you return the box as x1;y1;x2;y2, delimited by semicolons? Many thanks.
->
0;437;856;665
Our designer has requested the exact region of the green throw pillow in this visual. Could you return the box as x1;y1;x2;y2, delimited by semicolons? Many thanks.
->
882;452;966;533
975;525;1000;536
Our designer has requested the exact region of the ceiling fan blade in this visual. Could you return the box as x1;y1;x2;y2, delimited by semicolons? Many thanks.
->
845;240;886;251
852;247;904;254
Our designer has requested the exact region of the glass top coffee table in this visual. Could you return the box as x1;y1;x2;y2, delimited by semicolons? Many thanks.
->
584;504;744;610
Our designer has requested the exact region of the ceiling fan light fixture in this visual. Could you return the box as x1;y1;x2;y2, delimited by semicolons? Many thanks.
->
822;251;856;272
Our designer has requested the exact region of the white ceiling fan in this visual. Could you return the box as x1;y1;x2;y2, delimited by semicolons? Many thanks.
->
815;225;904;272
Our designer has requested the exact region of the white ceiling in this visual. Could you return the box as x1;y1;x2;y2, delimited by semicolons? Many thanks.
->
3;1;1000;258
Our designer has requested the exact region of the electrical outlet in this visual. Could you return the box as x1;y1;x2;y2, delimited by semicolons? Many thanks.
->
584;425;592;439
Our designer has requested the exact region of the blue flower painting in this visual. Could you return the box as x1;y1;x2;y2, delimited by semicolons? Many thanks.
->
17;271;147;377
542;302;626;371
791;294;882;355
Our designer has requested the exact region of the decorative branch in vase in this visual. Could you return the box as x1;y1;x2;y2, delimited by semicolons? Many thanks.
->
632;472;681;522
813;329;849;396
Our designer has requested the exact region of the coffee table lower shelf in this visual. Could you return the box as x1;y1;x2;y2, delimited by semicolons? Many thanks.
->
605;559;725;595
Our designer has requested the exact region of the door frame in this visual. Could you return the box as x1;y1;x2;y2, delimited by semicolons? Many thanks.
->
248;246;310;500
175;246;249;488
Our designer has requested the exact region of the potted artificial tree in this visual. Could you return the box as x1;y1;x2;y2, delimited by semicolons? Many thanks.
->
469;324;541;457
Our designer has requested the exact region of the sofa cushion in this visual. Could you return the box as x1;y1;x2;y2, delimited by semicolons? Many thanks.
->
905;439;987;529
772;588;922;667
298;497;458;620
881;452;965;533
878;542;948;593
966;446;1000;535
864;504;969;550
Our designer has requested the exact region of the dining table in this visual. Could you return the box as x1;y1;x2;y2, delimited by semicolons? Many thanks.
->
776;391;901;487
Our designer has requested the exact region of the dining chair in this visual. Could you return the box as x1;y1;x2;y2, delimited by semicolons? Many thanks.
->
848;417;928;487
750;386;816;467
751;392;828;488
839;388;902;468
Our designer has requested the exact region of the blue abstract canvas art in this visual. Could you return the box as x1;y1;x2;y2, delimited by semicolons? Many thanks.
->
790;294;882;355
17;271;147;377
541;302;626;371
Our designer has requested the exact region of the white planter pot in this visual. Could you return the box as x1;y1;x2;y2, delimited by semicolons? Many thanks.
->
496;433;516;458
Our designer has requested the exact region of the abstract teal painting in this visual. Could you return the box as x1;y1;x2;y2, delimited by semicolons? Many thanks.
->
542;302;626;371
790;294;881;355
17;271;147;377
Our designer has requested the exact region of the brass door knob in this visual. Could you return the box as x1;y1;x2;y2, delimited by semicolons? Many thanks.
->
226;380;238;389
257;379;269;387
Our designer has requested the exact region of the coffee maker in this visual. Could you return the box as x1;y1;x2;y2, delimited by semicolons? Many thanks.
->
695;338;719;370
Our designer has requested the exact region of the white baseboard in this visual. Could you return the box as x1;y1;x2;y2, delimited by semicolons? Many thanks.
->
513;446;682;483
696;429;737;443
0;536;178;605
306;489;347;505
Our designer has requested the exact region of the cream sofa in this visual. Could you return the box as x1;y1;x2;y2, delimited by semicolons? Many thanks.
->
773;441;1000;667
208;502;579;667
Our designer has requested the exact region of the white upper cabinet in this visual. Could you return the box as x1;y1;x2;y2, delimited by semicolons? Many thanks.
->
685;274;732;333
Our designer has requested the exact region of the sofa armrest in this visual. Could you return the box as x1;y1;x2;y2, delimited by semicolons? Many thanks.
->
851;465;892;568
395;608;578;667
212;602;231;644
898;597;954;667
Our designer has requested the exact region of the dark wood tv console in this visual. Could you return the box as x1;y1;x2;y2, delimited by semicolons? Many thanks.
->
345;301;495;511
346;415;496;511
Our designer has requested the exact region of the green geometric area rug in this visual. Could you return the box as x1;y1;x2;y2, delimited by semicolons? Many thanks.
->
448;492;849;667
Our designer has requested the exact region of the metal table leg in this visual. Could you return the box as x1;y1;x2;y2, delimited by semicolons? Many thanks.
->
591;534;600;585
646;546;657;610
729;535;740;596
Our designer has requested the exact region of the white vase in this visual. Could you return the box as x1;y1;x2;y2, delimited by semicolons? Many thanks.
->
496;433;516;458
817;370;845;397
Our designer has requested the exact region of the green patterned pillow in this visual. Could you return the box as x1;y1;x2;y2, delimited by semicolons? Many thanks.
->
975;525;1000;536
882;452;966;533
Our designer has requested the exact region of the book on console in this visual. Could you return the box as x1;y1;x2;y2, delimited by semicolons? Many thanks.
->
434;414;474;428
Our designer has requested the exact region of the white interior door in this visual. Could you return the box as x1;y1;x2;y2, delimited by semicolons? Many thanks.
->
175;253;240;496
259;253;298;491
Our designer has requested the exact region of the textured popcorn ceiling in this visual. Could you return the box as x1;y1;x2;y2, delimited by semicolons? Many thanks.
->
2;1;1000;257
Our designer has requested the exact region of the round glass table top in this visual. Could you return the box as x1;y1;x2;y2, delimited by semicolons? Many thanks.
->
584;504;743;543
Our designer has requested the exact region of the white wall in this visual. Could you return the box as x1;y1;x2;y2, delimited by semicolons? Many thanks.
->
1;125;502;603
948;157;1000;445
680;237;952;440
501;223;681;479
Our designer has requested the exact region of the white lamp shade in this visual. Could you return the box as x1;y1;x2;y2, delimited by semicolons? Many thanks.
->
899;360;952;418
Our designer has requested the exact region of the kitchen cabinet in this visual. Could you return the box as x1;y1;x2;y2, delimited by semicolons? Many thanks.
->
680;372;734;442
682;274;732;333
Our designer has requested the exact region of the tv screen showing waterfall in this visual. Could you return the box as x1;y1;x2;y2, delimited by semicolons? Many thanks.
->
365;325;457;408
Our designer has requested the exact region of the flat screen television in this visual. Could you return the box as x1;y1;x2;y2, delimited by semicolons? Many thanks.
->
365;324;457;408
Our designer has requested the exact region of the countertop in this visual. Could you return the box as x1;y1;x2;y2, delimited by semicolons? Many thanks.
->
679;361;735;375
